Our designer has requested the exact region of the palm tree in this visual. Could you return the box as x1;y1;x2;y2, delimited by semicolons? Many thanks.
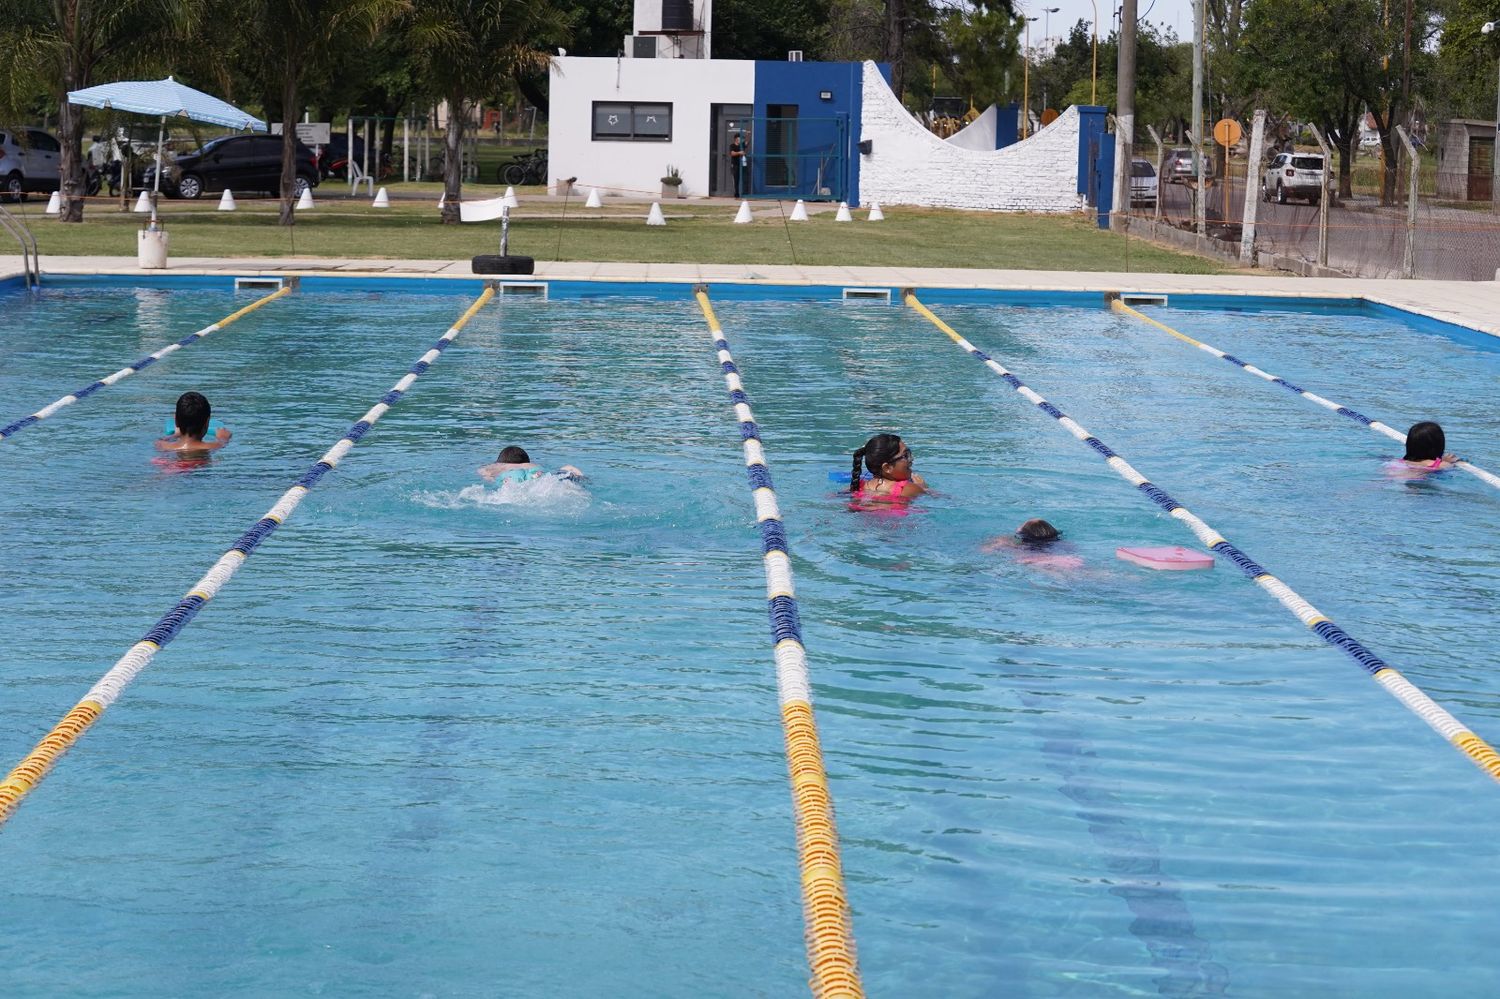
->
0;0;200;222
406;0;560;223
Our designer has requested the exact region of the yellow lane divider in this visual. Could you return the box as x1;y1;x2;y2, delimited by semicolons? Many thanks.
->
695;288;863;998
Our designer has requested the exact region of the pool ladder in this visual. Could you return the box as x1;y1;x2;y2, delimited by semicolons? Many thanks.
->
0;201;40;291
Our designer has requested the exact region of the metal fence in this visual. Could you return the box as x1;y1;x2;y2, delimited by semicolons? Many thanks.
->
1125;112;1500;281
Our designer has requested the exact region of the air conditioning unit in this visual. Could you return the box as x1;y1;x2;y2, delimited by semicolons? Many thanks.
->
788;50;803;62
629;35;658;58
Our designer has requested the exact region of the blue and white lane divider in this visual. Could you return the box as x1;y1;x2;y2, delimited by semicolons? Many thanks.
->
0;289;494;828
694;288;864;999
1112;300;1500;492
0;286;291;441
905;292;1500;785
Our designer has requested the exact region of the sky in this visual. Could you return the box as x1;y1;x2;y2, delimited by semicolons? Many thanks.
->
1019;0;1198;51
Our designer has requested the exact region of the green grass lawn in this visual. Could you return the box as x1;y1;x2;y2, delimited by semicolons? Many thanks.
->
17;192;1228;274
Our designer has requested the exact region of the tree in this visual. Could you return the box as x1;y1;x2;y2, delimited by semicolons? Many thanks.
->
236;0;405;225
407;0;561;224
939;2;1022;110
712;0;832;60
0;0;198;222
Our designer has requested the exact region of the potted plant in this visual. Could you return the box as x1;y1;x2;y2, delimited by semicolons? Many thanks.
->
661;165;684;199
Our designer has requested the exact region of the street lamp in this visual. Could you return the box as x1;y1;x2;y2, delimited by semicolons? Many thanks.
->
1023;17;1039;138
1043;6;1060;58
1485;21;1499;211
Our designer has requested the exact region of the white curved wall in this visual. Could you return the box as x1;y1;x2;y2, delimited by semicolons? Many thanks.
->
857;61;1082;212
945;105;998;151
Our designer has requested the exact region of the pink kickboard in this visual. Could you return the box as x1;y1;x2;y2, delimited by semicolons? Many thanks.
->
1116;546;1214;571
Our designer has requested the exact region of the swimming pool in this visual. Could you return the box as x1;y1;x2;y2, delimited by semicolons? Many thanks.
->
4;277;1500;997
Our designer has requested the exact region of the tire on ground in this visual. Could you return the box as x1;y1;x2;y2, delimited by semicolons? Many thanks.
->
472;254;535;275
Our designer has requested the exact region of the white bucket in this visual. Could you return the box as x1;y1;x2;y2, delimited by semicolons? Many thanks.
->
137;227;169;269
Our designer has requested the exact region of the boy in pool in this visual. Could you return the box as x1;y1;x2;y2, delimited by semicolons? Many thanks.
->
1388;421;1459;474
477;445;583;485
156;391;231;453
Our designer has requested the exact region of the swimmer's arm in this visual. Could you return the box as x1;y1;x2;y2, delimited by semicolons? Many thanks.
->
153;435;176;451
477;463;500;482
214;425;232;443
905;473;929;497
558;464;584;480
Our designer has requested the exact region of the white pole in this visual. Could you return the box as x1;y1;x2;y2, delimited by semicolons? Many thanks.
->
403;116;409;183
1241;110;1267;264
151;115;164;223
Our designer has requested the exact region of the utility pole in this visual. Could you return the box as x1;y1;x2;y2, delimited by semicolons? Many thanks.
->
1113;0;1138;228
1191;0;1206;235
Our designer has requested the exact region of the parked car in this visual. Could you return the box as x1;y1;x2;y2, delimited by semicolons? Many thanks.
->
145;134;320;199
1262;151;1325;204
1163;147;1216;185
0;127;61;201
1129;158;1158;206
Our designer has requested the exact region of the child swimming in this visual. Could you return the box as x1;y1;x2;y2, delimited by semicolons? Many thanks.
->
477;445;584;485
155;391;231;454
982;519;1085;571
1388;421;1458;475
848;434;927;502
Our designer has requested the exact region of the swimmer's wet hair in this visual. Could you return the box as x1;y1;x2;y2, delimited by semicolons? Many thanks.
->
498;445;530;463
850;433;903;493
175;391;211;440
1404;421;1445;462
1016;518;1060;546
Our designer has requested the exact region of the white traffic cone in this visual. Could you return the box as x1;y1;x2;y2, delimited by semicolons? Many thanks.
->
734;200;753;224
372;187;390;208
295;187;314;210
438;192;446;209
834;201;852;222
44;191;61;214
217;189;237;211
585;188;602;208
646;202;666;226
133;191;152;213
867;202;885;221
502;186;518;208
789;199;808;221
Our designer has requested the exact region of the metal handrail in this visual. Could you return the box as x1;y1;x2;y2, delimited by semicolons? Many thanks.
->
0;202;40;291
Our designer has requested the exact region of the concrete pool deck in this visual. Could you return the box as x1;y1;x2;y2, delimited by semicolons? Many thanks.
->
5;255;1499;337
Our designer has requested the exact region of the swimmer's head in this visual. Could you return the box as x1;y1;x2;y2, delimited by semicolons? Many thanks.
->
498;445;530;464
1016;518;1060;546
851;433;912;490
1404;421;1445;462
174;391;211;440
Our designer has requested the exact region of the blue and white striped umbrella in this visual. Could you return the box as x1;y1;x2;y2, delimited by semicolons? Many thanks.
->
66;77;265;131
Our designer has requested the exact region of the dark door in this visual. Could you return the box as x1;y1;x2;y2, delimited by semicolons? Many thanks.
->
1468;136;1493;201
765;104;799;189
710;103;752;197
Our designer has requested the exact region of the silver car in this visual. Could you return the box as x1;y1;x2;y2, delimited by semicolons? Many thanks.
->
0;127;61;201
1129;158;1158;206
1262;151;1325;204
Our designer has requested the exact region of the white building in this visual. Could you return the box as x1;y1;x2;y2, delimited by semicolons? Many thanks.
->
626;0;713;60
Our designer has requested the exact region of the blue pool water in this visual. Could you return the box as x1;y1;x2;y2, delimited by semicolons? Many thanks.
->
4;282;1500;997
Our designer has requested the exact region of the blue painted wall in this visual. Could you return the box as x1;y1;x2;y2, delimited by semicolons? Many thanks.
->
996;103;1020;150
751;62;890;204
1074;106;1114;227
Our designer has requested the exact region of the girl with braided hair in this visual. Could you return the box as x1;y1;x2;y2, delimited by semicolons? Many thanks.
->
849;433;928;502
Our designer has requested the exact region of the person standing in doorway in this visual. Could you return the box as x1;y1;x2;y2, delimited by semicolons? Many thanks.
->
729;133;747;198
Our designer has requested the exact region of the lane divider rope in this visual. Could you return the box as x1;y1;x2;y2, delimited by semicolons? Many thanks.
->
1110;299;1500;492
0;289;495;828
905;291;1500;785
694;287;864;999
1;286;292;440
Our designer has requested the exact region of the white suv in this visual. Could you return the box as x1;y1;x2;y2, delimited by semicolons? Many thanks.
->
1262;151;1325;204
0;127;62;202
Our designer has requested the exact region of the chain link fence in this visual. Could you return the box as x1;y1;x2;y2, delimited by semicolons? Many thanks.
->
1125;113;1500;280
